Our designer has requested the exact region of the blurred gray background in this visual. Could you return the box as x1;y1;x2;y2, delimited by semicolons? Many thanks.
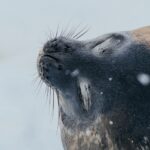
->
0;0;150;150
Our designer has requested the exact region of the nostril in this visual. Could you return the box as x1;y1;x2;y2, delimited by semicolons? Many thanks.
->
43;72;49;79
51;42;57;48
58;64;63;71
45;75;50;80
44;67;49;72
64;45;72;53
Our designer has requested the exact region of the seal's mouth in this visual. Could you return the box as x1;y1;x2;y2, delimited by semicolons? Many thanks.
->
44;54;60;62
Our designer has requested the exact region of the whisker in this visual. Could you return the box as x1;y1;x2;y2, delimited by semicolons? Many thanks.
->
61;22;72;38
66;26;76;38
55;89;60;132
50;87;55;119
75;27;89;39
34;78;43;95
49;31;53;40
52;88;55;113
60;21;74;38
55;24;60;38
48;86;52;109
47;86;49;100
50;31;55;40
48;23;89;41
32;75;39;85
46;86;52;115
60;27;65;37
45;85;49;105
73;26;89;39
72;27;85;38
67;23;82;38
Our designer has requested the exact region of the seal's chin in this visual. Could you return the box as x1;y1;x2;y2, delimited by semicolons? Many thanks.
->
38;52;94;120
59;94;98;132
57;77;99;125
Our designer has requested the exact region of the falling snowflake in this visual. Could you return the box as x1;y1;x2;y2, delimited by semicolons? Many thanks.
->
109;120;113;125
108;77;113;81
100;91;103;95
137;73;150;86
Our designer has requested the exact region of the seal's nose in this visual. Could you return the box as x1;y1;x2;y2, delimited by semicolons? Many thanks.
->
43;38;58;53
42;37;75;57
41;38;63;68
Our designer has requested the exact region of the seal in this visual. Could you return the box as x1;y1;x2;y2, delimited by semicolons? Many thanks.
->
37;26;150;150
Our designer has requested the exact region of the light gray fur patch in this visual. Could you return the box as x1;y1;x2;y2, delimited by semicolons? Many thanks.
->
78;78;91;111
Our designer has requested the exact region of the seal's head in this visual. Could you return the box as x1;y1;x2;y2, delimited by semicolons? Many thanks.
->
37;26;150;150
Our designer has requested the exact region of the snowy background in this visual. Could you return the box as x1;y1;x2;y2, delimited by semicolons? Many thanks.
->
1;0;150;150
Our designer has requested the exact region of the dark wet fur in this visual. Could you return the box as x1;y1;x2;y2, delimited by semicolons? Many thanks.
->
37;28;150;150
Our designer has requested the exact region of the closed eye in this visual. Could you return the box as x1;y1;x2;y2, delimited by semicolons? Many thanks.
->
91;34;125;57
